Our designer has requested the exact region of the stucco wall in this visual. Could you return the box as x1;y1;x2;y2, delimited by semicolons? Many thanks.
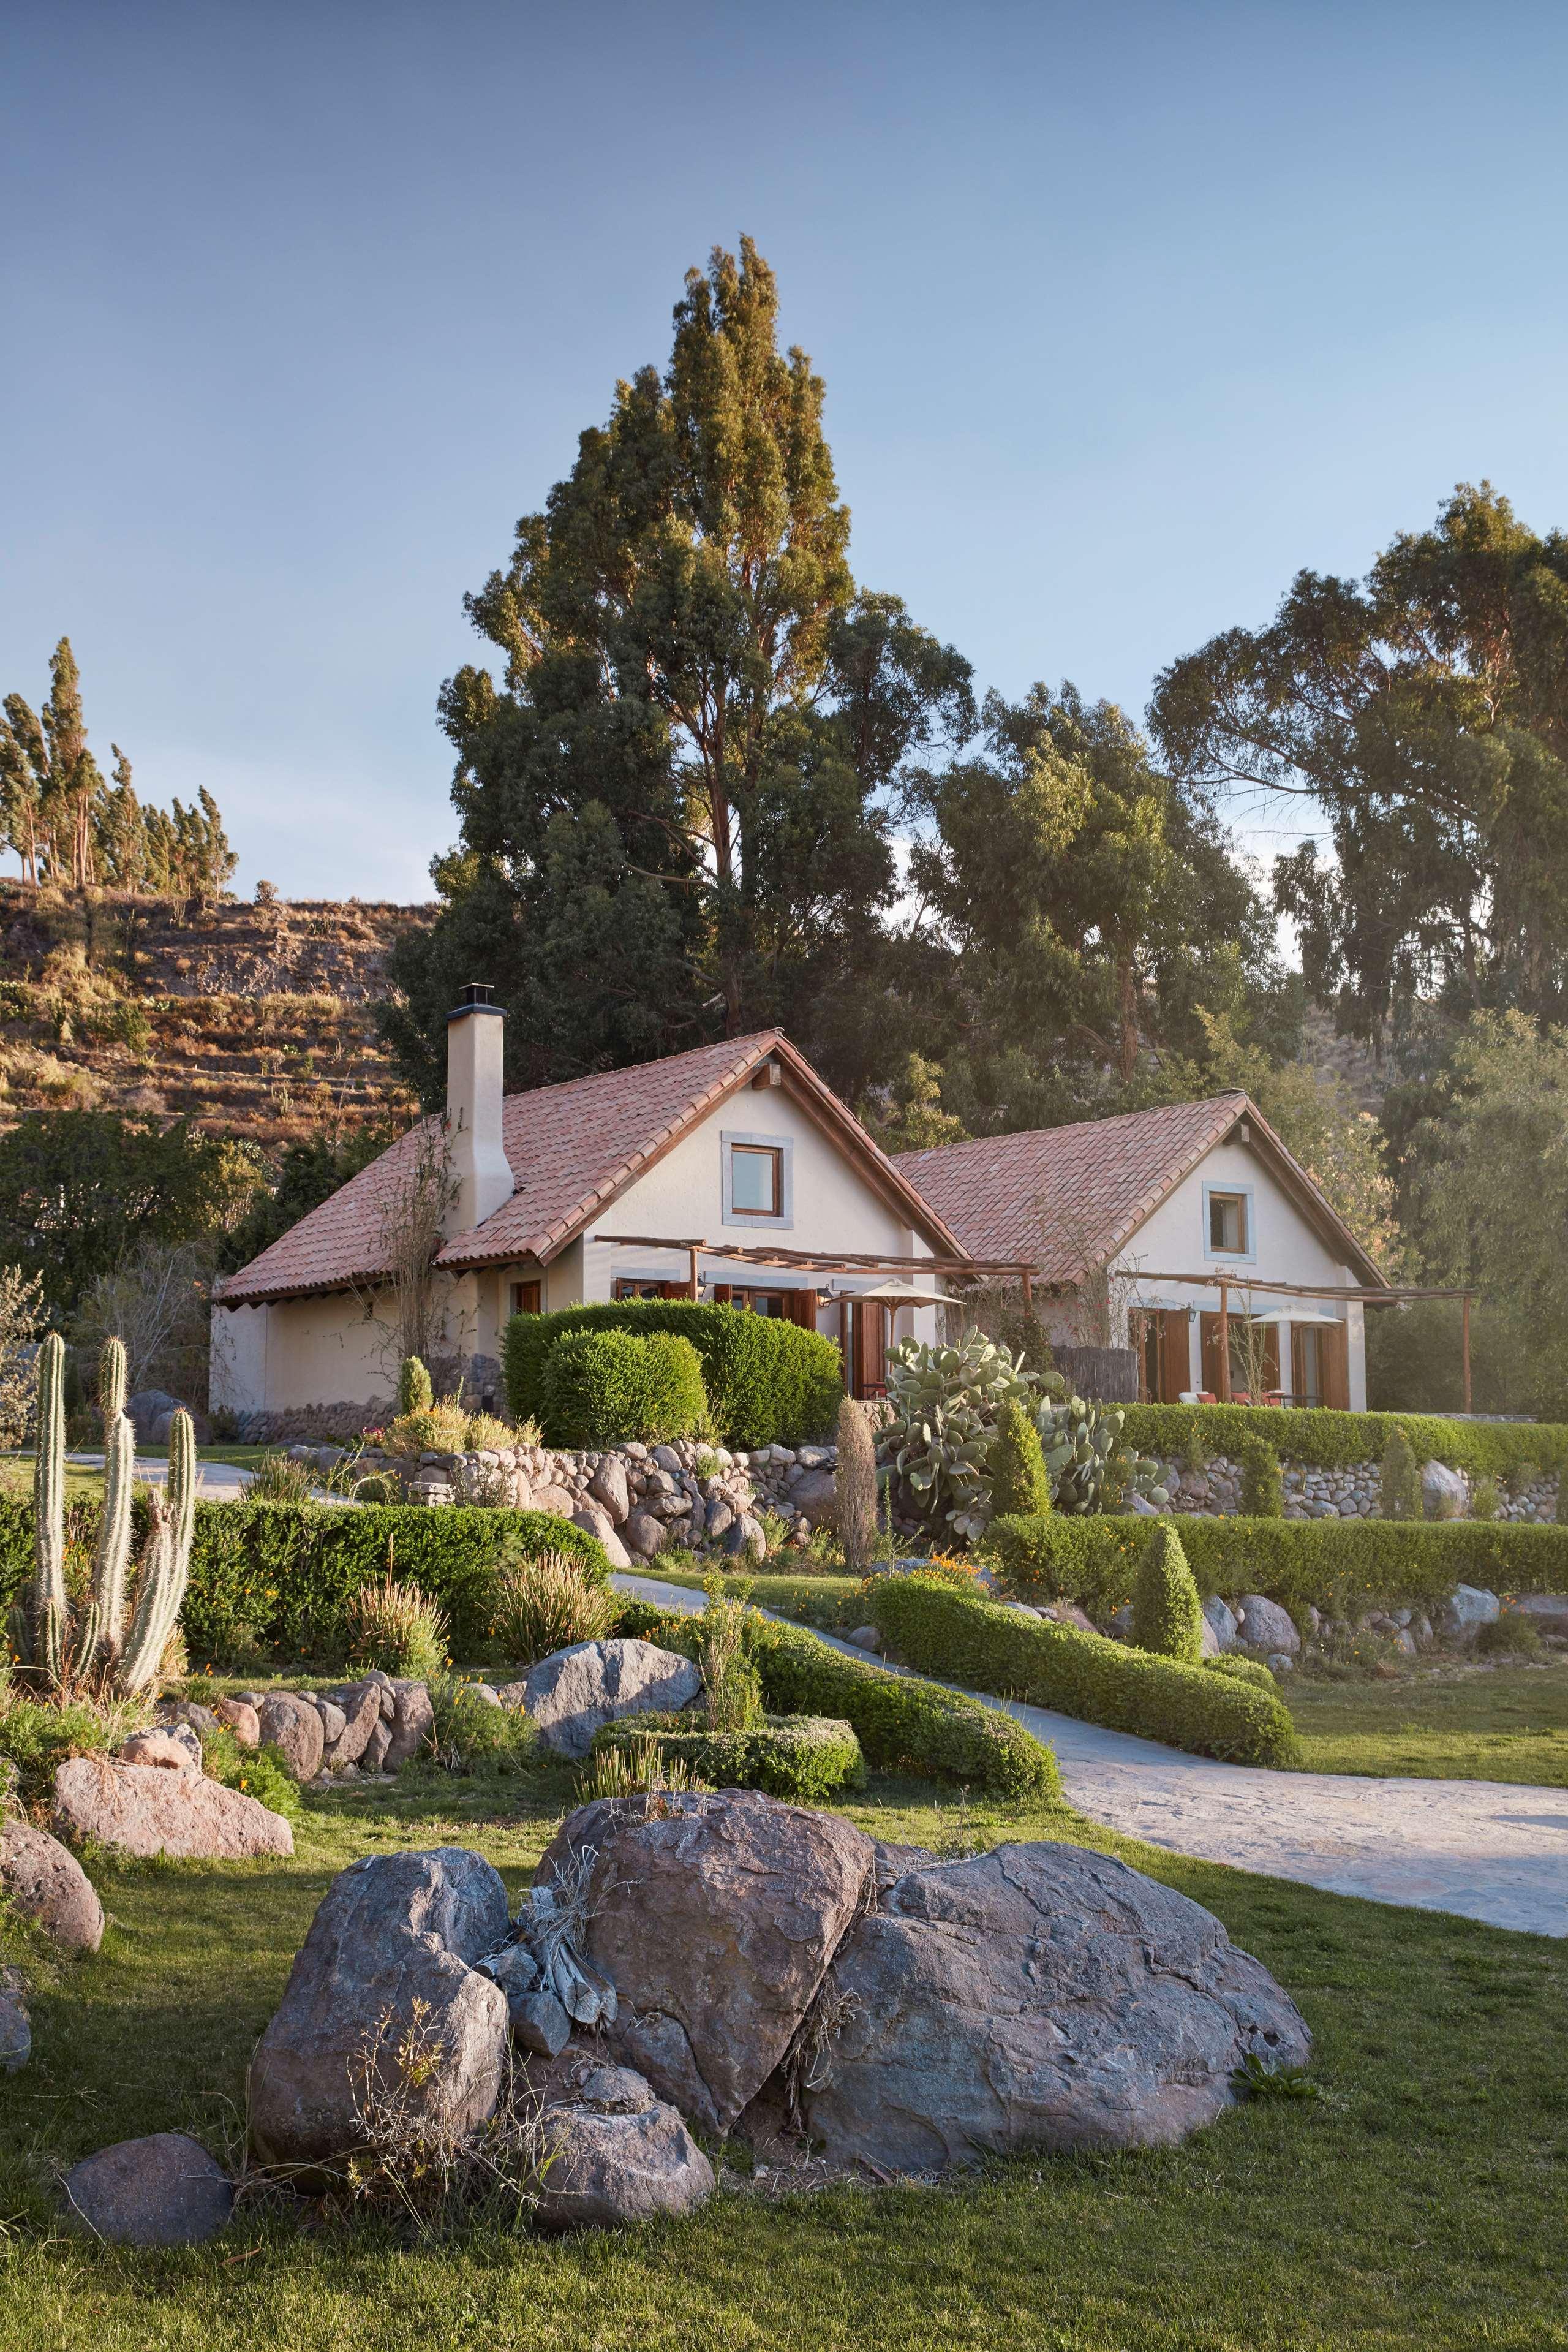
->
211;1078;944;1413
1099;1137;1368;1408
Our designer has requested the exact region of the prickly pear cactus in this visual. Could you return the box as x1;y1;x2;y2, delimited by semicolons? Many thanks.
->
884;1328;1038;1541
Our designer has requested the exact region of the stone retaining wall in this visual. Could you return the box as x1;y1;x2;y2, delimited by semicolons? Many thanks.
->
285;1435;843;1565
1164;1456;1558;1523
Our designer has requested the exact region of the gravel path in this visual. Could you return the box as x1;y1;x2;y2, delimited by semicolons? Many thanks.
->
614;1571;1568;1938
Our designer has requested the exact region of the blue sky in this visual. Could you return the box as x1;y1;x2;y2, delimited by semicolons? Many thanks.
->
4;1;1567;900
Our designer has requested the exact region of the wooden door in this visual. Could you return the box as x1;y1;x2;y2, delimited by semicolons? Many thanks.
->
1158;1310;1189;1401
1201;1314;1278;1399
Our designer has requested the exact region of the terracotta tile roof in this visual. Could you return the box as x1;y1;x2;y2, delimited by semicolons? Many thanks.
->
895;1092;1385;1288
218;1029;964;1307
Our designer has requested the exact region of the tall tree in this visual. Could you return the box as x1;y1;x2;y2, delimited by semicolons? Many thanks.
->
895;683;1291;1133
388;238;971;1104
1150;482;1568;1042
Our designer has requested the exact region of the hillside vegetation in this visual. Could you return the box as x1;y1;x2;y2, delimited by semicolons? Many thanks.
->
0;883;430;1151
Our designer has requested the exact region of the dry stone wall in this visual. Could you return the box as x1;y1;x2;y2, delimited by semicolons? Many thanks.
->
1164;1456;1558;1524
285;1435;843;1563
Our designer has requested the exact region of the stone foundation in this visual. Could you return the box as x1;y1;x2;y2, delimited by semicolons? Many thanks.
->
1164;1455;1558;1523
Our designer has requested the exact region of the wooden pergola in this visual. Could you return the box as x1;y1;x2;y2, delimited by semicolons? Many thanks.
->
1130;1272;1479;1411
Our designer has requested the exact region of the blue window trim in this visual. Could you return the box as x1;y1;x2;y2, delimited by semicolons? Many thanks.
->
1202;1180;1257;1264
722;1130;794;1230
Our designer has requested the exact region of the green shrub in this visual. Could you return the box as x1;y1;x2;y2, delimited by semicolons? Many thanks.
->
504;1299;842;1450
1470;1473;1502;1522
753;1617;1059;1798
1380;1426;1423;1521
1476;1610;1545;1661
866;1576;1297;1768
398;1356;434;1416
1130;1523;1204;1662
989;1399;1052;1521
591;1713;864;1803
1204;1654;1277;1692
1239;1437;1284;1518
985;1509;1568;1622
540;1328;707;1448
199;1726;301;1818
491;1549;616;1666
0;1499;611;1669
345;1573;449;1678
0;1688;124;1808
424;1677;541;1775
1119;1399;1568;1482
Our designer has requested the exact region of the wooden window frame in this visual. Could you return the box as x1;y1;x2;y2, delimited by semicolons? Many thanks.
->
728;1143;783;1219
1203;1184;1254;1260
509;1280;541;1317
722;1129;794;1229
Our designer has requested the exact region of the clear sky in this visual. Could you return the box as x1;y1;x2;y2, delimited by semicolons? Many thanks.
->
4;1;1567;900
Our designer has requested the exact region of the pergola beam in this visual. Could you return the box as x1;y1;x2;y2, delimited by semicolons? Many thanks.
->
590;1235;1042;1280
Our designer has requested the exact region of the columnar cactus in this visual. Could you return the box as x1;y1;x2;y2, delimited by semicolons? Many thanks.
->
6;1332;72;1679
92;1336;135;1662
117;1410;197;1695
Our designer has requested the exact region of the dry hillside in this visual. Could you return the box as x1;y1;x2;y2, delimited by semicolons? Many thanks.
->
0;883;432;1149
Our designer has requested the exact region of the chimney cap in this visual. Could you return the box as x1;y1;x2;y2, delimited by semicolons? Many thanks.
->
448;981;502;1020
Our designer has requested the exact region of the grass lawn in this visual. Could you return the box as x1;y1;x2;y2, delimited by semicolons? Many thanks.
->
2;1764;1566;2351
1286;1662;1568;1785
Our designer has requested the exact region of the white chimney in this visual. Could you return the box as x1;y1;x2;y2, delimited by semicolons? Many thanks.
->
443;983;514;1236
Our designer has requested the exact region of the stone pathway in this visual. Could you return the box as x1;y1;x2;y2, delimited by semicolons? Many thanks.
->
613;1571;1568;1938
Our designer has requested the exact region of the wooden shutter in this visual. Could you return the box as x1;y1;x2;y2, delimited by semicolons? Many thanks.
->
787;1288;819;1329
1322;1320;1350;1409
852;1301;887;1397
711;1283;733;1305
1158;1310;1189;1402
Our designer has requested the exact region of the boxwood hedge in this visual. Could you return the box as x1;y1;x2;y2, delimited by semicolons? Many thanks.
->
0;1498;610;1667
504;1299;842;1450
591;1712;865;1802
867;1574;1298;1768
985;1510;1568;1622
1122;1400;1568;1480
539;1328;707;1447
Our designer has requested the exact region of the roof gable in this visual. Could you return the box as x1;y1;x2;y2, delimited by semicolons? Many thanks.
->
219;1029;963;1306
895;1092;1385;1290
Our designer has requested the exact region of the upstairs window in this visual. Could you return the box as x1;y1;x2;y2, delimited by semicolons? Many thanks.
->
729;1143;782;1216
1207;1190;1249;1254
509;1280;541;1316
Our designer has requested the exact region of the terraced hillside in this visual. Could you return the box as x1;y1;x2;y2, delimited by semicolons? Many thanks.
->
0;883;431;1149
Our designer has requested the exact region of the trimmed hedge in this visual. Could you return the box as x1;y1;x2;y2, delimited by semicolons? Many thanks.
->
540;1328;707;1447
0;1499;611;1666
504;1300;842;1450
611;1592;1060;1797
592;1712;865;1802
1121;1399;1568;1479
867;1575;1297;1768
986;1510;1568;1622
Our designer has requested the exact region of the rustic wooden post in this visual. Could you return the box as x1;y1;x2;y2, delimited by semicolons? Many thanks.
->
1021;1268;1033;1314
839;1295;850;1392
687;1246;699;1302
1218;1280;1231;1402
1462;1293;1472;1414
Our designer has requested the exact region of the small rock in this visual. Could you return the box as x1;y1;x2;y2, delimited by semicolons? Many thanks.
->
61;2133;233;2245
534;2065;715;2229
589;1455;631;1521
309;1696;348;1745
532;1482;578;1518
384;1681;434;1770
118;1729;199;1775
622;1509;669;1559
790;1469;837;1530
512;1987;571;2057
212;1698;260;1747
846;1625;883;1652
361;1719;393;1772
1266;1651;1295;1674
1201;1594;1240;1653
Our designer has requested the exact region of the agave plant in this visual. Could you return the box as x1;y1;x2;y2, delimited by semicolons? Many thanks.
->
884;1328;1038;1541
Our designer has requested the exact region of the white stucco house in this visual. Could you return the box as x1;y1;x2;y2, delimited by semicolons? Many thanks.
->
211;994;968;1419
897;1093;1388;1409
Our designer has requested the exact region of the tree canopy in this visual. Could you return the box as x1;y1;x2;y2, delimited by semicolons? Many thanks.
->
1150;483;1568;1042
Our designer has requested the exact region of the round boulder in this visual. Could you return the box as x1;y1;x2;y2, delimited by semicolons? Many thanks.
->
533;2058;715;2229
257;1692;325;1782
61;2132;233;2245
521;1638;702;1760
1;1818;105;1952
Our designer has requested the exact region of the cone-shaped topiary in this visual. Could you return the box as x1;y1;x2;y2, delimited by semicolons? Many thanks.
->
988;1399;1052;1521
1238;1435;1284;1518
1130;1522;1205;1663
399;1356;434;1416
833;1394;880;1574
1379;1426;1423;1521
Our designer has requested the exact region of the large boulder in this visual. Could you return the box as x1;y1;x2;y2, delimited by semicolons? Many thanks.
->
790;1469;837;1530
522;1639;702;1760
1442;1582;1501;1638
1235;1595;1299;1656
533;2056;715;2230
60;2132;233;2245
537;1789;874;2133
257;1692;325;1782
53;1760;293;1861
126;1388;179;1440
796;1842;1310;2171
328;1682;385;1768
1504;1592;1568;1636
1;1818;105;1951
248;1847;510;2176
1201;1594;1240;1654
1422;1459;1469;1519
621;1510;670;1559
385;1679;435;1770
589;1454;632;1522
532;1482;578;1519
572;1503;632;1569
